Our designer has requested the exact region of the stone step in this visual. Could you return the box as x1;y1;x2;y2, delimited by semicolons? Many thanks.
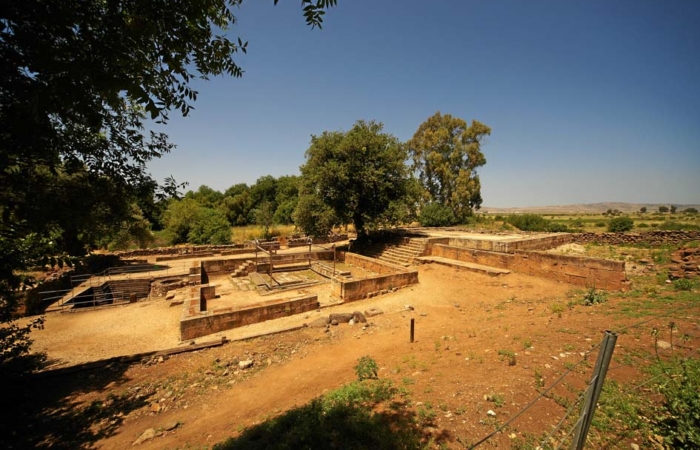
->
416;256;510;276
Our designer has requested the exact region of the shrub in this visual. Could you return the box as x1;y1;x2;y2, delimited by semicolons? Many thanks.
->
683;207;698;214
653;357;700;449
608;216;634;232
582;288;606;305
637;222;649;228
506;214;568;232
419;203;456;227
673;278;693;291
354;356;379;380
659;221;700;231
595;221;605;227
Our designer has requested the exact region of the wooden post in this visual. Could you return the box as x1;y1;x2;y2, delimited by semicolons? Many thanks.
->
410;318;415;343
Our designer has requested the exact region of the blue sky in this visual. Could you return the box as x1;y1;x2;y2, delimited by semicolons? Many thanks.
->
148;0;700;207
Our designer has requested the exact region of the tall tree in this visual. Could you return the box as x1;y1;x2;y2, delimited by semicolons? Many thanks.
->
294;120;414;240
1;0;338;374
408;112;491;222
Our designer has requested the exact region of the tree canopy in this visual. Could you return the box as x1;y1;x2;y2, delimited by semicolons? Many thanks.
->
294;120;415;240
0;0;337;374
408;112;491;222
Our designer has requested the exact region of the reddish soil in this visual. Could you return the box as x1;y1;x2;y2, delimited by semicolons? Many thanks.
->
18;263;700;450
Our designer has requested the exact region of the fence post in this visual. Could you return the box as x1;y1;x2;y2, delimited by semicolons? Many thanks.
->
570;330;617;450
410;318;415;343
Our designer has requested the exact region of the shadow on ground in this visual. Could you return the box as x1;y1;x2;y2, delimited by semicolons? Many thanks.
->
213;379;451;450
0;357;148;450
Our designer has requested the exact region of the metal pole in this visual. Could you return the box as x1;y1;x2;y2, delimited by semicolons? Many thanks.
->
570;330;618;450
410;318;415;343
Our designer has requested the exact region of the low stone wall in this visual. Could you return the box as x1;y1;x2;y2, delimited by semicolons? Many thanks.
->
429;244;627;290
331;252;419;301
572;231;700;246
180;293;319;340
155;252;215;262
332;272;419;301
199;251;335;276
436;234;572;253
116;244;245;259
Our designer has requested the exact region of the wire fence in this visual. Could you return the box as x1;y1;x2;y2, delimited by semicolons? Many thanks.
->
468;299;700;449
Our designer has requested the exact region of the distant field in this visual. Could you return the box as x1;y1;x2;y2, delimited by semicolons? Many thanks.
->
482;202;700;214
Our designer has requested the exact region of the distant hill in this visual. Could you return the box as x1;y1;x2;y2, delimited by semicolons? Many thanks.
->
480;202;700;214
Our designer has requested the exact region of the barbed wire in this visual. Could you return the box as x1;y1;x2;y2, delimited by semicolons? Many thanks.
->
538;384;590;449
469;341;602;449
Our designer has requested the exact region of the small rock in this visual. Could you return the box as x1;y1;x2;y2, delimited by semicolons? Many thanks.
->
630;444;640;450
163;421;180;431
238;360;254;369
364;308;384;317
150;403;161;413
349;318;355;325
665;279;672;284
330;319;339;326
157;356;164;363
133;428;156;445
656;340;672;350
551;356;559;360
487;410;496;417
405;305;414;311
509;433;517;439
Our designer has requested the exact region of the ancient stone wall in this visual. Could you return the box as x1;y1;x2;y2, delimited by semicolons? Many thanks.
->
332;252;419;301
571;231;700;246
669;247;700;280
429;244;627;290
180;293;319;340
116;244;245;259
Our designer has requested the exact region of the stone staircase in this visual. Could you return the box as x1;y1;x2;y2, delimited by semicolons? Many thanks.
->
231;260;256;277
363;237;428;267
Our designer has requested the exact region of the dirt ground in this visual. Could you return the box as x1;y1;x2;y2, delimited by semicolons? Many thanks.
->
14;256;699;450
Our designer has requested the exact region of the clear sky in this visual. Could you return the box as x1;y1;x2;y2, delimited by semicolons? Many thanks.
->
147;0;700;207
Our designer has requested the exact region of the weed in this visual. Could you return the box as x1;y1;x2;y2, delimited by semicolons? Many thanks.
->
434;340;441;351
354;356;378;381
582;287;606;306
522;339;533;349
401;377;415;386
550;303;565;317
673;278;693;291
498;349;517;366
563;344;575;351
416;405;437;427
534;369;544;390
438;402;448;412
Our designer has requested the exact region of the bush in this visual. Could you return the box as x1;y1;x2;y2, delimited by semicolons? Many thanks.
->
659;221;700;231
608;216;634;232
653;357;700;449
673;278;693;291
637;222;649;228
506;214;568;232
419;203;456;227
354;356;379;381
595;221;606;227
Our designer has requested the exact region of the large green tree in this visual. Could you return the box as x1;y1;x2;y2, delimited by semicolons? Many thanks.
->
0;0;337;374
294;120;415;240
408;112;491;222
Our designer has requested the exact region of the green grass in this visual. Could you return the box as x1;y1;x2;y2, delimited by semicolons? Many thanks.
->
213;378;431;450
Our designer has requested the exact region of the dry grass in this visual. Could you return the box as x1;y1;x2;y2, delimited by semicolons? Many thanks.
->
230;224;297;244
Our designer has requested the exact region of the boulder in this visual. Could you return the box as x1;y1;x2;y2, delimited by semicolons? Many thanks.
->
329;313;353;323
308;317;330;328
352;311;367;323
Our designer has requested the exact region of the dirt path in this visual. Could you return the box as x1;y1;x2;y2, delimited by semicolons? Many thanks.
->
94;266;579;449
